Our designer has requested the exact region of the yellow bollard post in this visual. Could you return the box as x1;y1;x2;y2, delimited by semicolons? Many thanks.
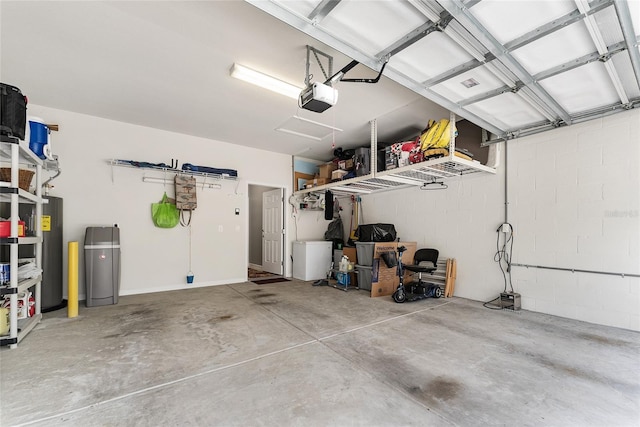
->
68;241;78;318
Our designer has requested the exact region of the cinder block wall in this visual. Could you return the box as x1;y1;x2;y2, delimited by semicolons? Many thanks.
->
508;109;639;330
361;109;639;331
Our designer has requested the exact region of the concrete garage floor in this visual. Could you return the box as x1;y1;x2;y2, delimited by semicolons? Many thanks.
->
1;280;639;426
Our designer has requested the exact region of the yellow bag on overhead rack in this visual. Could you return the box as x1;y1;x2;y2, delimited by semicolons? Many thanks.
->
419;119;456;151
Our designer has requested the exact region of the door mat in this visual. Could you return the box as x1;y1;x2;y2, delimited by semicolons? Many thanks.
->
251;278;291;285
248;268;274;279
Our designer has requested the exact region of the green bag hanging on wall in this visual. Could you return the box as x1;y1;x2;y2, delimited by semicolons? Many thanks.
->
151;192;180;228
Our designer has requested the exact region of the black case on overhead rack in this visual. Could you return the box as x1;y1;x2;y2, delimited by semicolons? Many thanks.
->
354;147;371;176
0;83;27;140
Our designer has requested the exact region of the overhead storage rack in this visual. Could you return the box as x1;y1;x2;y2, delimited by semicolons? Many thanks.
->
295;112;497;196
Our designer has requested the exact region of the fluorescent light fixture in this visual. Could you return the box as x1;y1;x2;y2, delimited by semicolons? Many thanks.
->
230;63;303;99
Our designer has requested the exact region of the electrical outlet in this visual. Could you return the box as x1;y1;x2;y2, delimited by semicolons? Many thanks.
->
500;223;510;233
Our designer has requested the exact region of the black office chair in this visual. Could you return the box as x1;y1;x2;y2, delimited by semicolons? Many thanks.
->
403;248;439;292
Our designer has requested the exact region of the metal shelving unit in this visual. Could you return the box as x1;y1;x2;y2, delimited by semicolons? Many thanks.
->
0;134;43;348
295;113;497;196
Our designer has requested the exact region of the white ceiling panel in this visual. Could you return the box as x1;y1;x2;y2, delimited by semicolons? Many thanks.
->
470;0;576;45
540;61;621;113
594;4;625;46
611;51;640;99
430;64;506;103
253;0;640;141
629;0;640;32
511;21;596;76
465;92;546;130
276;115;342;140
280;0;321;18
390;31;475;82
318;1;425;56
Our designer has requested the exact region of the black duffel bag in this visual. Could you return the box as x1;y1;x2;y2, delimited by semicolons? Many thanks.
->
0;83;27;140
354;223;397;242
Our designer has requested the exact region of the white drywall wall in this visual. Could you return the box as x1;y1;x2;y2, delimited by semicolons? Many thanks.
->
27;105;294;298
359;109;639;331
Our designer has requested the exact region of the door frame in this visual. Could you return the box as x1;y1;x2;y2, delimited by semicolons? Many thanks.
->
247;183;287;277
261;187;284;275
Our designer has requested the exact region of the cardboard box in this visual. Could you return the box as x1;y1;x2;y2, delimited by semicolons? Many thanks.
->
314;177;330;186
306;177;330;188
343;247;357;265
370;242;416;298
331;169;349;180
317;163;337;179
338;159;354;170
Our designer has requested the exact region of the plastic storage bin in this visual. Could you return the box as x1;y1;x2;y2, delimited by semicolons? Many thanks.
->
355;242;375;266
355;265;373;291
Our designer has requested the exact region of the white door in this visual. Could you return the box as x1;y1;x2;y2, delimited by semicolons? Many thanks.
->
262;188;284;275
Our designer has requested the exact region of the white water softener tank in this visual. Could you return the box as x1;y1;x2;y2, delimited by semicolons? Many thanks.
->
84;226;121;307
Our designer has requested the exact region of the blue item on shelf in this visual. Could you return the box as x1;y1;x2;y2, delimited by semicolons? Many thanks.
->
181;163;238;177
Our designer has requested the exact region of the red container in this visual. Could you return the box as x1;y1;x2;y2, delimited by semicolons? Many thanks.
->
0;221;25;237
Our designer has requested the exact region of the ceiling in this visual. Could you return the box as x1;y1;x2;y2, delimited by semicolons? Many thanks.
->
0;1;448;162
254;0;640;140
1;1;639;162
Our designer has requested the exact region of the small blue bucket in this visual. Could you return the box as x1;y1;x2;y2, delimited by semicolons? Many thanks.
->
28;118;49;159
29;142;48;159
